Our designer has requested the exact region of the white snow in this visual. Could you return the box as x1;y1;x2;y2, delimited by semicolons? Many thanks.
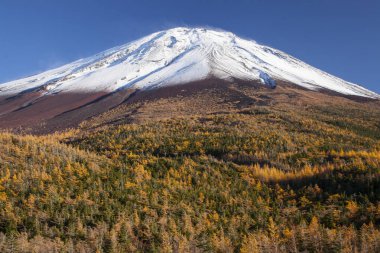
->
0;27;378;99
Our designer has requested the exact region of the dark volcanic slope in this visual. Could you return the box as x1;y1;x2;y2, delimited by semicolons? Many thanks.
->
0;79;379;134
0;91;109;131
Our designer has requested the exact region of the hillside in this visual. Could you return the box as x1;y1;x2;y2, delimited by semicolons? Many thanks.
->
1;98;380;252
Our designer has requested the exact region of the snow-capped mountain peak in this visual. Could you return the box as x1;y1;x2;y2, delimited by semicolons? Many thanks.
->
0;27;378;99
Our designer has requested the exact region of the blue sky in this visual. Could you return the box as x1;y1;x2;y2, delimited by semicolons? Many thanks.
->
1;0;379;93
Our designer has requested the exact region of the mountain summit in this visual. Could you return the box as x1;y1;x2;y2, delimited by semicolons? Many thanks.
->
1;27;378;98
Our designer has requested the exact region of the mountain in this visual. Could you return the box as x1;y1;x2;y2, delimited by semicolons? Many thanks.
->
1;27;378;97
1;27;380;252
0;27;379;132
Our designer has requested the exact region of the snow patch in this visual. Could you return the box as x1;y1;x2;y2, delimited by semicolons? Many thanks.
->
259;71;276;88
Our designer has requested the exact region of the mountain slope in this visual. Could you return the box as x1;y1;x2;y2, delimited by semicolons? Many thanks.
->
1;102;380;252
1;27;378;98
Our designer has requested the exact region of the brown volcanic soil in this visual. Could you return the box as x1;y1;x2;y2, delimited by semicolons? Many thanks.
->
0;78;379;134
80;78;380;131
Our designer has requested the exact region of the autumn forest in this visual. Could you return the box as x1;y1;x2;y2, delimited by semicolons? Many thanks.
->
0;101;380;252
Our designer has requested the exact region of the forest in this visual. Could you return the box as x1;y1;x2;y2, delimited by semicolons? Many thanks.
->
0;103;380;252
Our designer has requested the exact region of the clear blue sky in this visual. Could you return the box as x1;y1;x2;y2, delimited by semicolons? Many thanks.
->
1;0;379;93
